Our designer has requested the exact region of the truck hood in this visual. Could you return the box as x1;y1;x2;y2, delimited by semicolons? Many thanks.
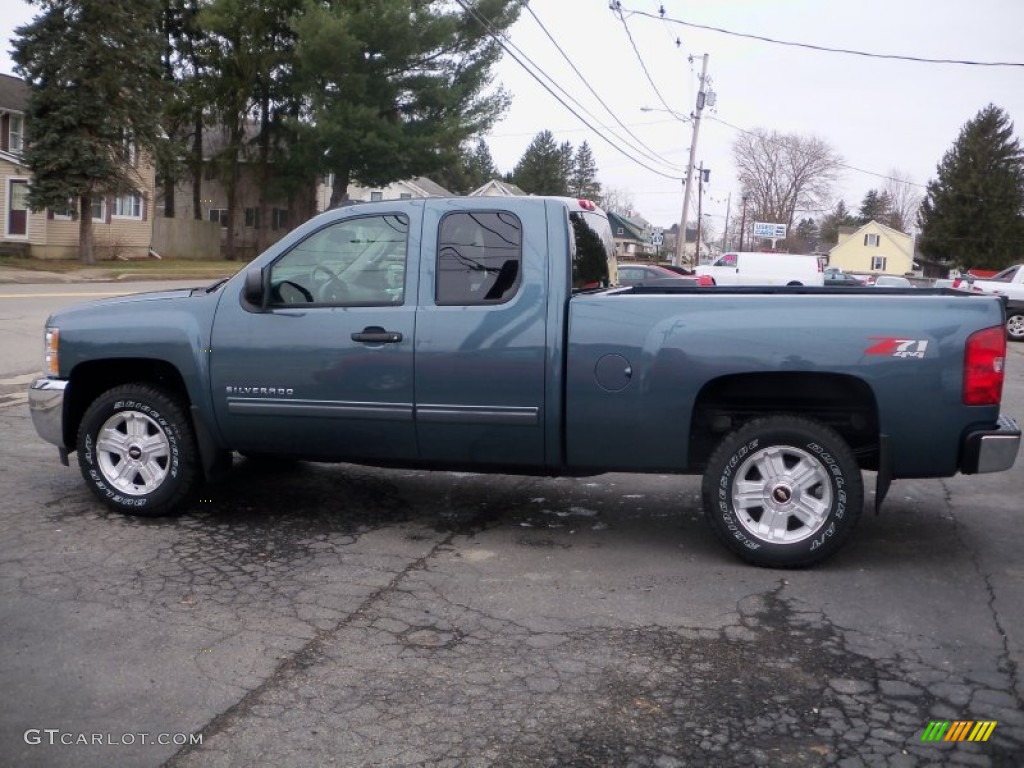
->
49;285;216;322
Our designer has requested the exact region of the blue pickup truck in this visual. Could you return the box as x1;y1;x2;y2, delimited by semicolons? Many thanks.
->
28;196;1021;567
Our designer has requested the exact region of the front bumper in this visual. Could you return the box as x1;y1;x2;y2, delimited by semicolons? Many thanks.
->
960;415;1021;474
29;378;69;460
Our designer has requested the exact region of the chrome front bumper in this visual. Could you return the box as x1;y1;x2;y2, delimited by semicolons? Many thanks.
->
961;415;1021;474
29;378;68;458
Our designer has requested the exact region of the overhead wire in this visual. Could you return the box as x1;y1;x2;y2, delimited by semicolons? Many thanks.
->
522;3;686;171
611;2;680;117
618;5;1024;67
454;0;684;181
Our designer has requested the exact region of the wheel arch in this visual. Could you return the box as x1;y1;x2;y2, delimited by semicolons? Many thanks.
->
688;371;880;471
65;359;191;449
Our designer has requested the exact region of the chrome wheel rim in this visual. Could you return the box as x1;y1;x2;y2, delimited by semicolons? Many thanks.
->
95;411;171;496
1007;315;1024;339
732;445;832;543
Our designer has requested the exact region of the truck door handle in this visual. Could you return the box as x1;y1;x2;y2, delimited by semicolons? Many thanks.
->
351;326;403;344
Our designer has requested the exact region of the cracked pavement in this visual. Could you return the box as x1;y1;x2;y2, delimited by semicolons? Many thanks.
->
1;348;1023;766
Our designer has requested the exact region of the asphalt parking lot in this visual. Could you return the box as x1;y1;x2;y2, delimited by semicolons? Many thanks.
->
1;284;1023;767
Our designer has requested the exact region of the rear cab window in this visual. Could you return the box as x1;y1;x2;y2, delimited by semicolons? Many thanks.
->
569;208;616;289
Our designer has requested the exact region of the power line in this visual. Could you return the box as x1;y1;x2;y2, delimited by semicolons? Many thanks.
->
618;5;1024;67
611;3;680;116
456;0;683;181
523;4;685;171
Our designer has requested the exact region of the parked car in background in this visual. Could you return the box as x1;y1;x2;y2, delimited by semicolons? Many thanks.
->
872;275;914;288
696;251;825;286
824;268;865;286
1005;299;1024;341
953;265;1024;301
618;263;713;287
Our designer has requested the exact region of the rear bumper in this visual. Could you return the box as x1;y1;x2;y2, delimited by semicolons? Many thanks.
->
960;415;1021;474
28;378;68;453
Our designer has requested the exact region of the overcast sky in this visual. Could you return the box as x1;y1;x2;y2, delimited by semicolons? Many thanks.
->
3;1;1023;233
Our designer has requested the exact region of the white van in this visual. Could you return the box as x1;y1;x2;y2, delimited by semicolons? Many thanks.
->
696;251;825;286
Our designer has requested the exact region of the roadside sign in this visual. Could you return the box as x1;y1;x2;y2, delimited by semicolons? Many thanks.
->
753;222;787;239
650;228;664;246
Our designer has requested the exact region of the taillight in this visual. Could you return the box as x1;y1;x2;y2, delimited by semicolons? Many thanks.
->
964;325;1006;406
697;275;715;286
577;199;596;211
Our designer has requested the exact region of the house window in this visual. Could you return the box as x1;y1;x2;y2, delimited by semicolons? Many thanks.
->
203;164;216;181
272;208;289;231
399;193;412;200
8;114;23;153
208;208;228;227
113;192;142;219
864;233;880;247
436;211;522;306
370;191;383;201
92;197;106;221
244;207;260;229
871;256;887;271
52;199;76;220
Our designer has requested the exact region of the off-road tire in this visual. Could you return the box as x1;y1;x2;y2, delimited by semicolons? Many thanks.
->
76;384;199;516
701;415;863;568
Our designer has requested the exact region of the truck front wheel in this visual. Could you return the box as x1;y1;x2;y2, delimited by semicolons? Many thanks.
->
701;416;863;568
76;384;200;516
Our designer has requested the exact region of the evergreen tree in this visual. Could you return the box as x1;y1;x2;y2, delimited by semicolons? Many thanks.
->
468;139;499;188
294;0;524;207
818;200;856;247
13;0;168;264
570;141;601;200
857;189;891;225
793;217;820;253
918;104;1024;268
512;130;570;195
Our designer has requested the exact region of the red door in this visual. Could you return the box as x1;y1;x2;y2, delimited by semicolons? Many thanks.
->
8;180;28;236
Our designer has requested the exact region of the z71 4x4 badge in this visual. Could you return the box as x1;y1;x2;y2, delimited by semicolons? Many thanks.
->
865;337;930;358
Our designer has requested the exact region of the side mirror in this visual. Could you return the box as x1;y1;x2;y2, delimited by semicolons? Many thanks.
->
243;267;266;309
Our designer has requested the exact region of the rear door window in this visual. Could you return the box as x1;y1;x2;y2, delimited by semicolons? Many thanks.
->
436;211;522;305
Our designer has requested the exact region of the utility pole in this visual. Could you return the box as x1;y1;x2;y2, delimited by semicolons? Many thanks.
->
721;191;731;253
674;52;710;268
695;162;708;263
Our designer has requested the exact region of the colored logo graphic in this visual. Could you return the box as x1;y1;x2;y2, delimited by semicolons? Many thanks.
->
921;721;997;742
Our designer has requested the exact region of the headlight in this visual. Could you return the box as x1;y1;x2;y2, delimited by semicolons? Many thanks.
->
44;327;60;377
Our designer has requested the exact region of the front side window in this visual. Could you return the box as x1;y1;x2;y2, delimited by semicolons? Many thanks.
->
715;254;737;267
436;211;522;305
268;213;408;306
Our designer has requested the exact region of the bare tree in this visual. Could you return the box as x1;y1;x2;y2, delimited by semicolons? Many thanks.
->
882;168;922;233
599;186;635;216
732;130;844;242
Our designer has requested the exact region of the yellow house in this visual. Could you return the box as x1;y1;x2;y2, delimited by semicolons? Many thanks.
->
0;73;156;261
827;220;915;276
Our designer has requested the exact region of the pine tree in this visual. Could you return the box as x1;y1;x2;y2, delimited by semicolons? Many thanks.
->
570;141;601;200
512;131;570;195
857;189;891;225
13;0;167;264
818;200;856;247
918;104;1024;268
294;0;525;207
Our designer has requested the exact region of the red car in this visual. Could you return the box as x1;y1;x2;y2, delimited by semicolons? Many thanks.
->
618;263;714;287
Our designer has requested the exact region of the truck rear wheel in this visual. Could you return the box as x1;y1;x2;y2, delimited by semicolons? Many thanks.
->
1006;310;1024;342
76;384;200;517
701;415;863;568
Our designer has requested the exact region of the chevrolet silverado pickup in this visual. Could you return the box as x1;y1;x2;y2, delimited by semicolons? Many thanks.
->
28;196;1021;568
